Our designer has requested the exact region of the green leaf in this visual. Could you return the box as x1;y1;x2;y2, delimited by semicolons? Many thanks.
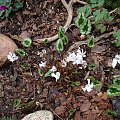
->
113;76;120;85
20;63;30;70
105;109;117;117
22;38;32;47
87;36;95;48
77;5;92;17
80;19;91;35
38;69;43;77
107;84;120;97
88;63;97;70
93;9;102;23
58;26;65;39
13;98;21;109
15;48;26;57
96;23;106;33
63;35;68;45
75;12;86;28
113;30;120;47
12;0;23;11
56;38;64;52
44;70;52;77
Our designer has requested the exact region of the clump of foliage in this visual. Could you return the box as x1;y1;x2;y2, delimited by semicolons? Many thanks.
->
75;0;114;35
0;0;23;19
56;26;69;52
105;109;117;117
0;116;16;120
107;76;120;96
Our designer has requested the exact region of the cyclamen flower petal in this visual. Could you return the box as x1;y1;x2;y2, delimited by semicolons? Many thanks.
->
112;54;120;68
7;52;18;62
82;79;93;92
39;61;46;67
51;72;60;81
50;66;57;72
0;5;7;10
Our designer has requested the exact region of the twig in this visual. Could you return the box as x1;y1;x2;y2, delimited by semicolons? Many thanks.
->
33;0;87;44
67;31;114;53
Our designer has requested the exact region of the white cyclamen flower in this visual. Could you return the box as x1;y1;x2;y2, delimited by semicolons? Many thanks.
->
112;54;120;68
39;61;46;67
51;72;60;81
50;66;57;72
66;48;86;65
7;52;18;62
82;79;93;92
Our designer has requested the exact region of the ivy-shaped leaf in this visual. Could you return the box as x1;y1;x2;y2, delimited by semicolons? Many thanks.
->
113;76;120;85
80;19;91;35
63;35;68;45
15;48;26;57
87;36;95;48
107;84;120;97
113;29;120;47
88;63;97;70
13;98;21;109
22;38;32;47
44;70;52;77
38;69;43;77
96;23;106;33
58;26;65;39
56;38;64;52
75;12;86;28
77;5;92;17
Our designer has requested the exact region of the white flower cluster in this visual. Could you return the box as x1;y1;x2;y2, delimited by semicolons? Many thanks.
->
112;54;120;68
50;66;60;82
61;48;87;67
7;52;18;62
82;79;93;92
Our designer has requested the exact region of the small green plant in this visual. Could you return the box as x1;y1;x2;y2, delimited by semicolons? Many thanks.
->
56;26;69;52
113;29;120;47
107;76;120;96
87;36;95;48
22;38;32;47
38;69;43;77
75;0;114;35
88;63;97;70
0;0;23;19
105;109;117;117
88;76;102;91
13;98;21;109
20;63;30;70
15;48;26;57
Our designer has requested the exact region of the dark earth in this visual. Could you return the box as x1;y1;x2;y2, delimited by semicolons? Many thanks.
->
0;0;120;120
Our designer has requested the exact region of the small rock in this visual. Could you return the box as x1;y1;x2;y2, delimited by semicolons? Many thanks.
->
55;106;66;115
112;97;120;119
80;100;91;112
21;110;53;120
0;34;17;67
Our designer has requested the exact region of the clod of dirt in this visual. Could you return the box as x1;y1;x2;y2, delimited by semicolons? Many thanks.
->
21;110;53;120
0;34;17;67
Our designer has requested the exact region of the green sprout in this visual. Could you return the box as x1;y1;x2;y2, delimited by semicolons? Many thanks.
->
105;109;117;117
87;36;95;48
88;63;97;70
15;48;26;57
22;38;32;47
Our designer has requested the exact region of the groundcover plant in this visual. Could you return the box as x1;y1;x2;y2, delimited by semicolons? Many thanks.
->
0;0;120;119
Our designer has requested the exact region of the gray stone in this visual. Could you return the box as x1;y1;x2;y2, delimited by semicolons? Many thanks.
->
21;110;54;120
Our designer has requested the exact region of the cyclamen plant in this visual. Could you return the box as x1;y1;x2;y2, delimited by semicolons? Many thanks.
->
0;0;23;19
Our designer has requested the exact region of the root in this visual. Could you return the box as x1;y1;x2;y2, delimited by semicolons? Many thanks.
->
33;0;87;45
67;31;114;53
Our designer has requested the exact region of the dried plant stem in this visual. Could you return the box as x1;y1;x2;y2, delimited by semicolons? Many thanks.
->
33;0;87;44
